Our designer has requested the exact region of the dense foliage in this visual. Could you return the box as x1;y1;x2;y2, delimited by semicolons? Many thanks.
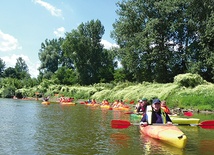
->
111;0;214;83
0;0;214;101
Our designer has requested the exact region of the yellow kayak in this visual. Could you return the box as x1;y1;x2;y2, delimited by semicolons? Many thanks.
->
100;105;111;109
112;107;130;111
60;102;76;105
140;124;187;149
170;117;200;125
85;103;100;107
41;101;50;105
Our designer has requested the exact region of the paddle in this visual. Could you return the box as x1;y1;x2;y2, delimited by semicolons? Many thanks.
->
183;111;193;117
111;120;214;129
111;120;139;129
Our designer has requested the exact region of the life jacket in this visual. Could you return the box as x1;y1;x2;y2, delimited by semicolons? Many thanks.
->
146;105;167;124
161;106;171;114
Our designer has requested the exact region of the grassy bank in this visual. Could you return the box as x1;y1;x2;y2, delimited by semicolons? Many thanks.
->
14;73;214;111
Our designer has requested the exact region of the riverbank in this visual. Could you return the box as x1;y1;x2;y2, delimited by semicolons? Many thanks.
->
13;73;214;111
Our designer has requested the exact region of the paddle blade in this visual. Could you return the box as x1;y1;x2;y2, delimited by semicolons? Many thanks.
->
111;120;131;129
130;100;135;104
199;120;214;129
183;111;193;117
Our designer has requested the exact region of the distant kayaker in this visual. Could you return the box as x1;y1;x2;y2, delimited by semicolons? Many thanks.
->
101;99;109;105
43;96;49;102
140;99;172;125
117;100;124;107
112;100;119;108
161;100;172;115
91;99;96;104
136;98;148;114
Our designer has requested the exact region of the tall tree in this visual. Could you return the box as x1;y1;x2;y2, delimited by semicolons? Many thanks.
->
63;19;113;85
38;38;65;79
111;0;214;83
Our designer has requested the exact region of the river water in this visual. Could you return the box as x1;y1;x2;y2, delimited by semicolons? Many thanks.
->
0;99;213;155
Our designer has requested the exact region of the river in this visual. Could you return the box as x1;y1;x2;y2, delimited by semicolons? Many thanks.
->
0;99;213;155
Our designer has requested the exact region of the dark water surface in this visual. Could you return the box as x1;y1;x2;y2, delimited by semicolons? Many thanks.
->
0;99;214;155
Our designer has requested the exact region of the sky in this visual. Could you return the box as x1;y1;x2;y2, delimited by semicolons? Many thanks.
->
0;0;119;78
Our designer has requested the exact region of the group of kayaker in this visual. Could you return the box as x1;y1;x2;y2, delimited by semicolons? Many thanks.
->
58;96;74;102
111;100;126;108
85;98;130;109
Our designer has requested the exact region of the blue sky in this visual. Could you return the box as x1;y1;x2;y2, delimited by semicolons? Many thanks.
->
0;0;119;77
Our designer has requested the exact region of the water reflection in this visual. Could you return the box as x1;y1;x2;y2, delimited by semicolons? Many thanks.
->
140;134;185;155
199;140;214;155
110;132;130;148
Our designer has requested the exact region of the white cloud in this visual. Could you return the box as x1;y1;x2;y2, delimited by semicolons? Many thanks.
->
33;0;63;18
54;27;65;38
0;30;22;52
1;54;39;78
101;39;119;49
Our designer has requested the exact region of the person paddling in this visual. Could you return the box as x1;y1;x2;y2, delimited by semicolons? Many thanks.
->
140;99;172;126
136;98;148;114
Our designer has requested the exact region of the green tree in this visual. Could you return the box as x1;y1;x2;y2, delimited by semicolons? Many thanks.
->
190;0;214;82
38;38;64;79
0;58;6;77
15;57;30;79
52;66;77;85
111;0;214;83
3;67;18;78
63;19;114;85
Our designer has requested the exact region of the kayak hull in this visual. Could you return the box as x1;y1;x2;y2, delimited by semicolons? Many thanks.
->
100;105;111;109
60;102;76;105
140;125;187;149
112;107;130;111
85;103;100;106
41;101;50;105
171;117;200;125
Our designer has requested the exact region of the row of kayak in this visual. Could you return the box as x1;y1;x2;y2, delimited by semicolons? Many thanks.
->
41;101;77;105
85;104;131;111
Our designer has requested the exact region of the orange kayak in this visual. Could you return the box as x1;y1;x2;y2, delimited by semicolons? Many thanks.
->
112;107;130;111
41;101;50;105
100;105;111;109
85;103;100;107
140;124;187;149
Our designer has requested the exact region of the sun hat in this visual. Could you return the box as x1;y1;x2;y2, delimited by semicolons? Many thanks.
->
152;99;161;104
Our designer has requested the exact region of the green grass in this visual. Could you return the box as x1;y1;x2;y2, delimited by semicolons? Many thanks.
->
14;74;214;111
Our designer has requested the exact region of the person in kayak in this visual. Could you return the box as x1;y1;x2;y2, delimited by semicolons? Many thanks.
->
101;99;110;105
161;100;172;115
140;98;172;125
112;100;119;108
136;98;148;114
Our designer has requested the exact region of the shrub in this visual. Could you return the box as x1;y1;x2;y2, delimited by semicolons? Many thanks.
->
174;73;205;88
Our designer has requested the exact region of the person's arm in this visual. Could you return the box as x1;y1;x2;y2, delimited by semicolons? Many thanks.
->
140;114;148;125
136;106;141;112
165;113;172;124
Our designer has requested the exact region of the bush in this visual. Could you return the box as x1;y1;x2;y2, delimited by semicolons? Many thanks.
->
174;73;205;88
